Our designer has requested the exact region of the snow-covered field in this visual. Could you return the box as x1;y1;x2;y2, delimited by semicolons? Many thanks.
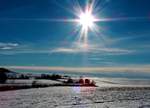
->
0;78;150;108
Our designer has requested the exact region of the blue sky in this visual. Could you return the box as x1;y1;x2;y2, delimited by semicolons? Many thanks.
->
0;0;150;71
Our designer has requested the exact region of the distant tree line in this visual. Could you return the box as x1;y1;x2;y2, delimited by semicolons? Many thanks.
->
0;67;68;84
35;74;62;80
8;74;29;79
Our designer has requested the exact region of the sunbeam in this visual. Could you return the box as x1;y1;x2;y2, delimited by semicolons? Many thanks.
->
74;0;98;49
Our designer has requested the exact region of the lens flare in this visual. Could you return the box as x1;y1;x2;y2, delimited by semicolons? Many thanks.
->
75;1;97;49
78;11;95;29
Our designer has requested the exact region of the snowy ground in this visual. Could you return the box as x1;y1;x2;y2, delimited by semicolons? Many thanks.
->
0;78;150;108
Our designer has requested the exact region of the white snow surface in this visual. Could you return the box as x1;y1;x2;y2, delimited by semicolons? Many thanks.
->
0;78;150;108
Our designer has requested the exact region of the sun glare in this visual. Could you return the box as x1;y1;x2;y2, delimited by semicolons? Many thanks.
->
74;2;98;49
78;11;95;29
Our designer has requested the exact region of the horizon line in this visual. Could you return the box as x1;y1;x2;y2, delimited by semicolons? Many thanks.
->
1;65;150;73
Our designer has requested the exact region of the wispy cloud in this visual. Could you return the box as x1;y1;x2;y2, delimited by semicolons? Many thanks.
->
51;47;80;53
0;42;19;50
0;46;132;55
0;50;52;55
95;47;132;55
0;42;53;55
0;40;138;55
3;65;150;73
51;42;133;55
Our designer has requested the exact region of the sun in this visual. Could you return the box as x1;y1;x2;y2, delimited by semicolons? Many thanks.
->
78;11;95;29
74;4;97;48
